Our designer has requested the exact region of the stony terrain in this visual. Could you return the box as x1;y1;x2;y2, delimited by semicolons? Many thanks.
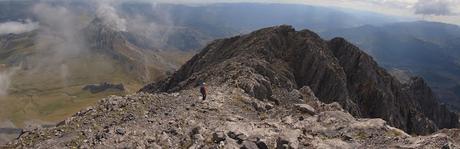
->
4;25;460;148
5;85;460;148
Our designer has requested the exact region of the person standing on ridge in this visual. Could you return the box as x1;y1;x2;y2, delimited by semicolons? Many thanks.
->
200;82;207;101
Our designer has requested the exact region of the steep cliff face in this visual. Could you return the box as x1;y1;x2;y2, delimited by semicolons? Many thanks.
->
404;77;459;131
141;25;459;134
327;38;453;134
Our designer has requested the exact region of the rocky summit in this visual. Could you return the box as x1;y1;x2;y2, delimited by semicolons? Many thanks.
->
4;25;460;148
141;25;459;135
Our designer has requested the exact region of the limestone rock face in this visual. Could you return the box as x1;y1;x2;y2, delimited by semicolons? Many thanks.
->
140;25;459;134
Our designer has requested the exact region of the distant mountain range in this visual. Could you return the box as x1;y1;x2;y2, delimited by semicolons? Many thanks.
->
117;2;400;51
321;21;460;112
1;2;401;51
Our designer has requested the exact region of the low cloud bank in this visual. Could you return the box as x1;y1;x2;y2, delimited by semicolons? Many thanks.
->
95;0;127;31
0;67;17;97
0;20;39;35
414;0;455;16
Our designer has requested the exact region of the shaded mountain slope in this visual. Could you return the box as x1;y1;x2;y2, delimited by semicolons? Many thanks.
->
321;21;460;112
141;25;459;134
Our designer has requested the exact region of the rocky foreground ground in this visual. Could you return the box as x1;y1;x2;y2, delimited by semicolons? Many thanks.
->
4;85;460;148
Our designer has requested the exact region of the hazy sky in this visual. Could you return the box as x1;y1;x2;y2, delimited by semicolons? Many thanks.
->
286;0;460;25
147;0;460;25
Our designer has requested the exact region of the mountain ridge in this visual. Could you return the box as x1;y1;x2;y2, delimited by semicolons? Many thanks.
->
141;25;459;134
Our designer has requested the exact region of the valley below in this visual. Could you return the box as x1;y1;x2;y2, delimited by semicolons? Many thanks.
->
0;53;192;144
0;28;193;144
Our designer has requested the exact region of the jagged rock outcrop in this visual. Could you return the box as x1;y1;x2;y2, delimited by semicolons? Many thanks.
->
140;25;459;134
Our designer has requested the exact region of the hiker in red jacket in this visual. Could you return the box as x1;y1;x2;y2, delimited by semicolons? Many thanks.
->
200;82;207;100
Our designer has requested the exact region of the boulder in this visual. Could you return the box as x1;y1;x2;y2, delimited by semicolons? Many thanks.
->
294;104;316;115
213;131;226;143
241;141;259;149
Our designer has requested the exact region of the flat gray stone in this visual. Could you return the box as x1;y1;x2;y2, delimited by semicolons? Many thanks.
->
294;104;316;115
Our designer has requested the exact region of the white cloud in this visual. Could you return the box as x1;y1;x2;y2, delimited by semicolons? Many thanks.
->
0;19;39;35
414;0;455;16
0;67;17;97
28;3;89;80
95;0;127;31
